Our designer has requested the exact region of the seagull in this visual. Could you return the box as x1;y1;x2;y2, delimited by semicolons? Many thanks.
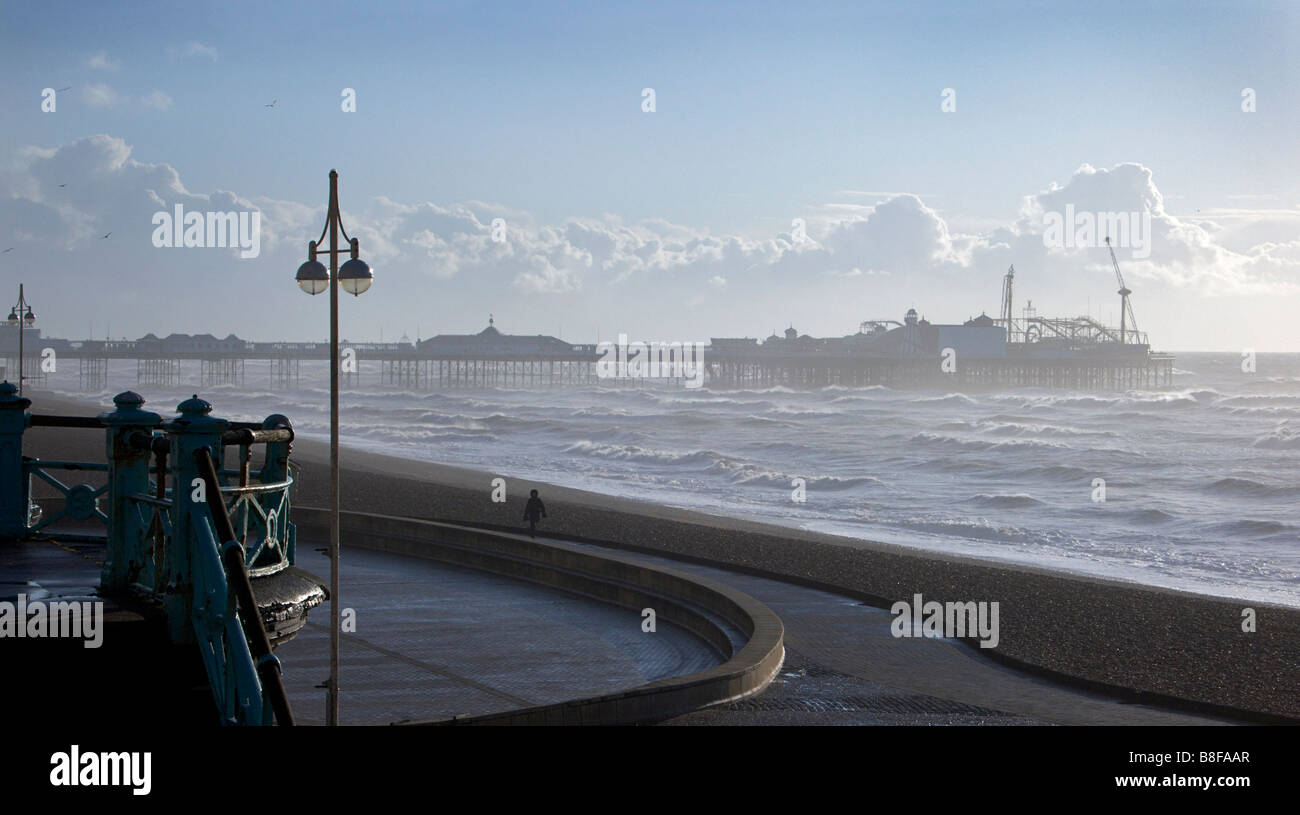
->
265;98;277;108
57;86;71;92
100;232;111;239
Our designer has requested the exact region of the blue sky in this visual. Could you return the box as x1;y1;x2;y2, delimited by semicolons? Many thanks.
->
1;0;1298;349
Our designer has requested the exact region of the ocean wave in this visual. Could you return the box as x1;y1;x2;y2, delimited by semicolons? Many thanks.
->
1215;393;1300;407
961;493;1044;508
979;420;1107;438
905;458;998;473
569;406;632;417
913;393;979;406
1222;405;1300;417
766;405;838;416
1205;477;1300;498
1252;423;1300;449
888;515;1031;543
909;431;1072;452
722;466;880;489
1021;464;1095;482
1013;389;1214;411
741;414;798;428
563;440;729;466
1124;508;1177;524
562;440;877;490
1206;519;1296;538
909;432;997;451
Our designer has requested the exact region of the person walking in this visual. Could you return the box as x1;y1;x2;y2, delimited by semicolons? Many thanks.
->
523;489;547;538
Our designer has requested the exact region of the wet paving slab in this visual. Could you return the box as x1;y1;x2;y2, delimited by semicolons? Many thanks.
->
275;542;724;725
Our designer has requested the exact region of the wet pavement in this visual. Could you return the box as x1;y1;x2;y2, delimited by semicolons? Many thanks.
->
275;543;724;725
541;538;1242;726
3;533;1246;726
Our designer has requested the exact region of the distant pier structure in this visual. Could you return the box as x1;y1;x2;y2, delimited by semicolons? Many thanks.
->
2;312;1174;393
706;310;1174;390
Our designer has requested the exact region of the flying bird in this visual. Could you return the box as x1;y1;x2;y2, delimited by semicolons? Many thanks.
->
58;183;67;188
57;86;71;92
100;232;112;239
1;248;12;253
265;98;277;108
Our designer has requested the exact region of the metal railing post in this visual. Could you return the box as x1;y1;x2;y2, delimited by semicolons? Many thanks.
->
259;414;295;563
0;381;32;541
162;394;228;644
99;391;161;592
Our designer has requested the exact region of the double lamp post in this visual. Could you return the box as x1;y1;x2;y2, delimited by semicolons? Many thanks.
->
295;169;373;727
7;285;36;396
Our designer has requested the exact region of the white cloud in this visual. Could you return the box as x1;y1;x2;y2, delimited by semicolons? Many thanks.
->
168;41;218;60
1012;162;1300;296
139;91;174;110
82;83;119;107
86;51;120;71
0;139;1295;349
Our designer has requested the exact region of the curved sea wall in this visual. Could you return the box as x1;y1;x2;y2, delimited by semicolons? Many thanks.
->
293;507;785;725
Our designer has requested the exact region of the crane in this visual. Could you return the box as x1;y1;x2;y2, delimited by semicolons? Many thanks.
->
1105;236;1137;344
1000;265;1015;341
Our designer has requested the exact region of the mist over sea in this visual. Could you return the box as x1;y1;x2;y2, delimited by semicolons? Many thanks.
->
47;352;1300;607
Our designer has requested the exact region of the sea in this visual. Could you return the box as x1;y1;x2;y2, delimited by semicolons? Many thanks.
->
42;351;1300;607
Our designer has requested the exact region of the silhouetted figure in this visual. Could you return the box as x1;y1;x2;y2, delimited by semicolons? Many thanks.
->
523;489;547;538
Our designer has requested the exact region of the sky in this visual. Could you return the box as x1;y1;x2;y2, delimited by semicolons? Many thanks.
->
0;0;1297;350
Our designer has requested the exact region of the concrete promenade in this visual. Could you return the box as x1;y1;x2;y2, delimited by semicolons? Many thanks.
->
551;541;1237;726
275;544;724;725
282;523;1237;726
2;526;1242;726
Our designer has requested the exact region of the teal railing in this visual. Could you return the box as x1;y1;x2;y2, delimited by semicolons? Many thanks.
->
0;384;302;726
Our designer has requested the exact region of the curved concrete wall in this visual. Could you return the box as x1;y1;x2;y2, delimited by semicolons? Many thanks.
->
293;507;784;725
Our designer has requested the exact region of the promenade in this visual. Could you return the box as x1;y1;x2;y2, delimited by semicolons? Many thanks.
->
276;544;723;725
10;390;1293;725
0;519;1245;727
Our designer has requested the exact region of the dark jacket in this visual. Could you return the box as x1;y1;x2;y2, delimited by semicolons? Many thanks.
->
524;496;547;521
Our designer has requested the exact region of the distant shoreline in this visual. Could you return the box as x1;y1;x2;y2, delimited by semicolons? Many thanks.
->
21;388;1300;720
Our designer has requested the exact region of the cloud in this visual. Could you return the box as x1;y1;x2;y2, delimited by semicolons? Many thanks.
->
0;138;1295;348
168;41;218;61
86;51;120;71
74;86;174;111
82;83;119;107
1012;162;1300;296
139;91;174;111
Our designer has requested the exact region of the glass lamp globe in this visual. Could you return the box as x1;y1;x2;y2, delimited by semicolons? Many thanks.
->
295;259;329;295
338;258;373;297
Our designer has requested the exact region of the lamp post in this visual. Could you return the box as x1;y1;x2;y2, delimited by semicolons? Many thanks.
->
295;170;373;727
7;286;36;396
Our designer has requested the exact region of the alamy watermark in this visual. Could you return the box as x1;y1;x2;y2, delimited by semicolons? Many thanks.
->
50;746;150;795
596;334;706;388
1042;204;1151;259
151;203;261;258
0;594;103;648
890;593;999;648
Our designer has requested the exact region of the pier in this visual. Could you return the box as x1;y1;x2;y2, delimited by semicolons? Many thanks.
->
3;314;1175;393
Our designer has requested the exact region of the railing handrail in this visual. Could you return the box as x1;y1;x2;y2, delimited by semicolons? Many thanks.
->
28;414;103;429
193;447;294;726
217;477;293;496
221;427;294;446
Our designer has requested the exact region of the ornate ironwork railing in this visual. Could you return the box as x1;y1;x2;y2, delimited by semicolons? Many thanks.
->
0;385;305;726
219;475;294;577
23;459;109;540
